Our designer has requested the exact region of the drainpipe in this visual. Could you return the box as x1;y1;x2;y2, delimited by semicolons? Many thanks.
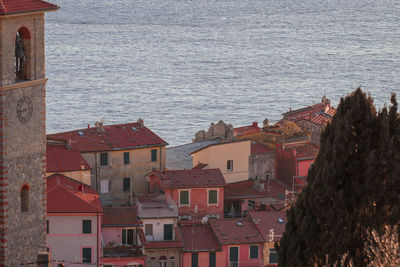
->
159;147;162;171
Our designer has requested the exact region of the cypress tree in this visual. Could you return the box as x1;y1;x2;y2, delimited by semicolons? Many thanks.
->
277;88;400;266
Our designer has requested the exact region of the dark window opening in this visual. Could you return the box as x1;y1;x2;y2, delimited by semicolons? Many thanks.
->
250;245;259;259
82;220;92;234
20;185;29;212
208;190;218;204
82;247;91;263
209;252;216;267
123;152;130;164
100;153;108;166
122;229;135;245
227;160;233;171
123;177;130;191
180;191;189;205
151;149;157;162
191;253;198;267
163;224;173;240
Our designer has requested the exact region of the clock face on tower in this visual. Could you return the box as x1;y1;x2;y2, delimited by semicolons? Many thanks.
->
17;96;33;123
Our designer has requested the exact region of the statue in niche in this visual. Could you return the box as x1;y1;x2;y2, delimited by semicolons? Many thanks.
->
15;32;26;79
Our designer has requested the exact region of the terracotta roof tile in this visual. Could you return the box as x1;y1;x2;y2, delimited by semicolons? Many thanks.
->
249;210;287;241
224;179;287;201
293;143;319;160
47;174;102;213
0;0;58;15
47;122;167;152
179;224;221;252
102;206;140;226
209;217;264;245
234;123;261;137
149;169;226;189
251;143;274;155
144;227;183;249
46;144;91;172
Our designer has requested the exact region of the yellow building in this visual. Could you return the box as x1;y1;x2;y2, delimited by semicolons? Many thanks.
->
190;140;251;183
48;119;168;205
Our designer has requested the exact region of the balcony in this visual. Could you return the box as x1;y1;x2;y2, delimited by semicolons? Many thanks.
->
103;244;143;258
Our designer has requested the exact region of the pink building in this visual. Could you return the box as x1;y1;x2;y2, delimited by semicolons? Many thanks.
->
147;169;226;220
47;174;102;266
209;217;265;267
179;223;223;267
101;206;146;266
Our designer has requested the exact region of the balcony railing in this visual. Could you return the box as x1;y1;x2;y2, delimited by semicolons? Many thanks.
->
103;245;142;258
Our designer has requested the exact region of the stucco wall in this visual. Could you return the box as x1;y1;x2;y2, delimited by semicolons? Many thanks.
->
192;141;251;183
222;244;264;267
142;218;177;241
249;151;276;180
47;214;101;266
297;159;314;177
166;188;224;219
182;251;224;267
82;145;166;205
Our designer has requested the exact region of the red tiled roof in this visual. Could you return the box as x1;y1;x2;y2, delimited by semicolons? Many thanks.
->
46;144;91;172
47;173;102;213
189;139;250;156
179;224;221;252
251;143;273;155
47;122;168;153
293;143;319;160
224;179;287;201
0;0;58;15
209;217;264;245
249;210;287;241
149;169;226;189
192;163;208;169
102;206;140;226
143;227;183;249
234;123;261;137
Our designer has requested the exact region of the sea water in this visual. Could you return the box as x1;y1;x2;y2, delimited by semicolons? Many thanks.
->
45;0;400;146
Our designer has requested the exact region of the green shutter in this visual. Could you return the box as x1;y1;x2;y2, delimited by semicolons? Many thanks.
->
209;190;217;204
250;245;259;259
122;229;127;244
82;247;91;263
180;191;189;205
123;177;130;191
82;220;91;234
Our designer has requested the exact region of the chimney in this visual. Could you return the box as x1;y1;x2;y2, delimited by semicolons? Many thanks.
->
95;121;104;132
263;118;269;128
137;118;144;127
252;121;258;127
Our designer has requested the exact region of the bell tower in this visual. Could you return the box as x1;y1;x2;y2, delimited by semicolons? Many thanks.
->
0;1;58;266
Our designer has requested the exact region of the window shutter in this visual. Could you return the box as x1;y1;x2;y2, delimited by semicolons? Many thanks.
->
122;229;127;244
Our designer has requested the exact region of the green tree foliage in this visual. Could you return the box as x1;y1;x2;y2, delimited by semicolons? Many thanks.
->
277;88;400;266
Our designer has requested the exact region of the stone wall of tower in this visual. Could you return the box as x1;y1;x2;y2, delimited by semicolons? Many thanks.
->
0;13;47;266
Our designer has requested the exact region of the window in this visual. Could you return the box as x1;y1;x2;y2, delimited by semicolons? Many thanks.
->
149;257;156;267
46;220;49;234
209;252;216;267
163;224;173;240
159;256;167;267
100;153;108;166
100;179;109;193
250;245;259;259
169;257;175;267
122;229;135;245
145;224;153;236
191;253;198;267
229;247;239;266
20;185;29;212
227;160;233;171
269;248;278;264
208;190;218;205
151;149;157;162
124;152;130;164
179;190;189;206
123;177;131;191
82;247;91;263
82;220;92;234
